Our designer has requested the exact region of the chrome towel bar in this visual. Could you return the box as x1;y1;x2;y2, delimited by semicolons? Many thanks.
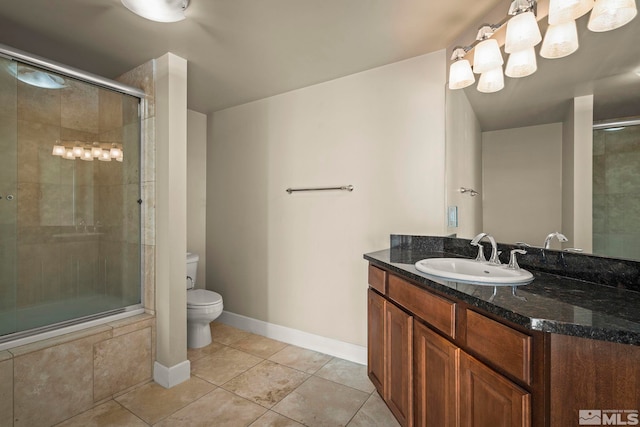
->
286;185;354;194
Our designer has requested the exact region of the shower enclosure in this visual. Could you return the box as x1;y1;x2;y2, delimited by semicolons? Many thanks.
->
593;118;640;260
0;45;144;344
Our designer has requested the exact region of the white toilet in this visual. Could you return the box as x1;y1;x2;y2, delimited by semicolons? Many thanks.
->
186;252;223;348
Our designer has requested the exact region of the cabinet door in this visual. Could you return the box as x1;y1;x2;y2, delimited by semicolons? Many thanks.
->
367;288;386;394
414;321;458;427
385;300;414;427
460;352;531;427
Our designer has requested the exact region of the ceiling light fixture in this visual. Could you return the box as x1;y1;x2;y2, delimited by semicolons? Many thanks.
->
588;0;637;31
447;0;636;94
540;20;580;58
448;48;475;90
121;0;190;23
548;0;594;25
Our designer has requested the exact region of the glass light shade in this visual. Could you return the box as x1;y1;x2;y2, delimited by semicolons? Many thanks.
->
506;47;538;77
540;20;580;58
548;0;595;24
588;0;637;32
52;144;65;156
91;144;102;158
505;12;542;53
98;150;112;162
116;153;124;162
473;39;504;74
121;0;189;23
448;60;475;89
80;149;94;161
63;149;75;160
72;145;84;157
477;67;505;93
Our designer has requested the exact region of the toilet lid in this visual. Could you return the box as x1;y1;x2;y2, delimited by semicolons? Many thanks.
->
187;289;223;307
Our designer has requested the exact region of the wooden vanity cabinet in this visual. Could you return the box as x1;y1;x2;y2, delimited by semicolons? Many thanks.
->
368;266;536;427
367;288;414;426
413;321;458;427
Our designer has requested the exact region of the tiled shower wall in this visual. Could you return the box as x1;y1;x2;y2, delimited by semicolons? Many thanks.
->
593;125;640;260
0;58;157;426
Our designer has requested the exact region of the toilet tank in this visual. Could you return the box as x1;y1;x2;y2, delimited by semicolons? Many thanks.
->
186;252;199;289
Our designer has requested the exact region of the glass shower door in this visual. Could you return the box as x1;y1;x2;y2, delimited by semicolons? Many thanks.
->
0;57;17;336
0;54;142;343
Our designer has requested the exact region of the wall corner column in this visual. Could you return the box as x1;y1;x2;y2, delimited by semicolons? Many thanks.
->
154;52;189;387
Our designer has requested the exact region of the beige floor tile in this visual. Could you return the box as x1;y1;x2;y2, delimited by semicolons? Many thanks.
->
210;322;251;345
268;345;332;374
115;376;214;424
230;334;288;359
347;392;400;427
272;376;369;427
249;410;304;426
187;340;225;362
191;346;262;385
223;360;309;408
55;400;148;427
154;388;267;427
314;358;375;393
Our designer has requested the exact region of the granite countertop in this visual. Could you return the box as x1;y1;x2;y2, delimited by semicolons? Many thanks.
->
364;236;640;346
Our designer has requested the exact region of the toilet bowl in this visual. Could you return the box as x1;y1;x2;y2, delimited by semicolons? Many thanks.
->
186;253;224;348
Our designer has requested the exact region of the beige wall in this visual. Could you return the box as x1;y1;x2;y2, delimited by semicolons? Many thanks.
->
445;88;483;239
187;110;207;287
483;123;563;246
207;51;447;347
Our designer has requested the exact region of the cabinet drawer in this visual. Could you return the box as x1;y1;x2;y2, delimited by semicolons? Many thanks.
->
368;264;387;294
388;275;456;339
465;310;532;385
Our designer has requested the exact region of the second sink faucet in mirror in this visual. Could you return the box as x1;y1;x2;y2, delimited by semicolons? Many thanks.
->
470;233;500;265
543;232;568;249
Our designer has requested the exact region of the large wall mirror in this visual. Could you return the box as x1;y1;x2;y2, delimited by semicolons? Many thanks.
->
445;8;640;260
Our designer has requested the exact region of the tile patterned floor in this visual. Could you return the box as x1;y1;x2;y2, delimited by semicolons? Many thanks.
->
54;322;400;426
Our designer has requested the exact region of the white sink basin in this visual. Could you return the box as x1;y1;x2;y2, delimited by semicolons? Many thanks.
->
414;258;533;285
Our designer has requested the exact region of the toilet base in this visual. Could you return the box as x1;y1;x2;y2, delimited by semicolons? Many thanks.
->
187;322;212;349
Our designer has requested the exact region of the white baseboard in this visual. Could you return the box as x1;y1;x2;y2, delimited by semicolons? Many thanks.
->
218;311;367;365
153;360;191;388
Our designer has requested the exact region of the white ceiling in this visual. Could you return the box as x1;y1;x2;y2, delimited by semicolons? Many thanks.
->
0;0;503;114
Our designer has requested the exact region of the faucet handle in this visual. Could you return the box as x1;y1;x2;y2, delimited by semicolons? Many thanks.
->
470;241;486;262
508;249;527;270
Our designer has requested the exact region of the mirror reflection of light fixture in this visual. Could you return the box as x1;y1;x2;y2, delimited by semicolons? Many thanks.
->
80;149;94;161
548;0;595;25
91;143;103;158
98;150;112;162
121;0;190;23
477;67;505;93
448;48;475;90
52;140;124;163
588;0;638;31
7;64;67;89
540;20;580;58
52;143;65;156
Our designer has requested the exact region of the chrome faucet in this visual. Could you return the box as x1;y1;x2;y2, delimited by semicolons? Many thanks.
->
543;232;568;249
470;233;500;265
